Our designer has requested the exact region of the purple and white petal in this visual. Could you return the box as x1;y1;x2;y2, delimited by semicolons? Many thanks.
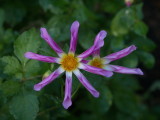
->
93;30;107;53
25;52;60;63
79;63;113;77
40;28;64;56
69;21;80;53
105;65;144;75
62;72;72;109
73;69;99;98
81;59;89;64
78;30;107;59
92;49;100;57
103;45;137;64
34;67;64;91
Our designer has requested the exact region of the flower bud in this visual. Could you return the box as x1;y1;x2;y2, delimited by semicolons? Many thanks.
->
125;0;134;7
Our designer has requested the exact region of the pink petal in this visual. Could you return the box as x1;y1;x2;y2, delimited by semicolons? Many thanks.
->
73;69;99;97
69;21;80;53
24;52;60;63
40;28;64;56
62;72;72;109
78;30;107;59
34;67;64;91
103;45;137;64
79;64;113;77
81;60;89;64
105;65;144;75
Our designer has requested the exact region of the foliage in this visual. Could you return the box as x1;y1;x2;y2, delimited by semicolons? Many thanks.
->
0;0;159;120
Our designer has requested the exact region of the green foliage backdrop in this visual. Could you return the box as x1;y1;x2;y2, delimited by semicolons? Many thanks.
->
0;0;159;120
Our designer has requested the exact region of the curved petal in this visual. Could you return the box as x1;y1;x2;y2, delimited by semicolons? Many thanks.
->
62;72;72;109
81;59;89;64
104;65;144;75
25;52;60;63
79;63;113;77
34;67;64;91
103;45;137;64
73;69;99;97
69;21;80;53
40;28;64;56
78;30;107;59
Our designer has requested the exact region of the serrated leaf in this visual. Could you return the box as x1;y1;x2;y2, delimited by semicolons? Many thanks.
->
14;28;41;64
9;92;39;120
25;60;40;76
0;80;21;97
1;56;21;75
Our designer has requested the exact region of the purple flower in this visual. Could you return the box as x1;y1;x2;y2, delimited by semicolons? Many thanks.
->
24;21;113;109
83;43;143;75
125;0;134;7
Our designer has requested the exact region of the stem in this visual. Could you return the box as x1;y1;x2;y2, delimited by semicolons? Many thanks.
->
72;83;81;98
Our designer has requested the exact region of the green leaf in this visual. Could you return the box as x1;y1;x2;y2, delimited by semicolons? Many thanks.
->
138;51;155;69
0;9;5;27
132;20;148;36
0;80;21;97
111;8;134;36
121;54;138;68
14;28;41;64
1;56;21;75
25;60;40;76
39;0;62;14
132;36;156;52
9;92;39;120
94;87;112;114
47;16;70;42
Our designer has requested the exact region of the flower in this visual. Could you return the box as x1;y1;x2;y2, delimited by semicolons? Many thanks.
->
24;21;113;109
125;0;134;7
83;45;143;76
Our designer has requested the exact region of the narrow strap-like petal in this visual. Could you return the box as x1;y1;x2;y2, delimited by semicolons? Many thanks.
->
103;45;137;64
78;30;107;59
34;67;64;91
92;49;100;57
104;65;144;75
81;59;89;64
40;28;64;56
79;63;113;77
62;72;72;109
73;69;99;97
69;21;80;53
25;52;60;64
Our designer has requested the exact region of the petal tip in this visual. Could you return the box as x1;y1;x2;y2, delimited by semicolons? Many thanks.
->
93;91;100;98
34;84;42;91
131;45;137;50
71;21;80;31
106;71;114;77
62;100;72;109
24;52;32;58
136;68;144;75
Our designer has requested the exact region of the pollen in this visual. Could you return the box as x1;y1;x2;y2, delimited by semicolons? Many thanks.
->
60;53;79;71
89;57;104;68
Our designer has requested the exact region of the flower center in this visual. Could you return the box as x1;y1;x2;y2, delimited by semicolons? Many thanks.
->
60;53;79;71
89;57;104;68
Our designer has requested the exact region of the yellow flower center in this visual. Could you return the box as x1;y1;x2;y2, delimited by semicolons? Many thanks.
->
60;53;79;71
89;57;104;68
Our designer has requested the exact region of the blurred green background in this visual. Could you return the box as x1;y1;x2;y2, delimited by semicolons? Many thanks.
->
0;0;159;120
